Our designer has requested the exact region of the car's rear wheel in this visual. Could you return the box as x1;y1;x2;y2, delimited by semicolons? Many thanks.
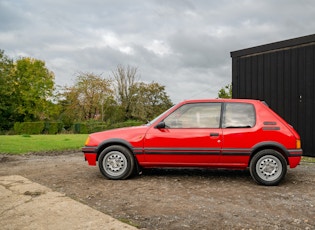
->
249;149;287;186
98;145;135;180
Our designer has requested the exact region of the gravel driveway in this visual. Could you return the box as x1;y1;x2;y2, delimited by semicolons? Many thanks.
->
0;152;314;229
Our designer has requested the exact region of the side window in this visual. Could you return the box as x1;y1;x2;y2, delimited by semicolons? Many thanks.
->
164;103;221;128
222;103;255;128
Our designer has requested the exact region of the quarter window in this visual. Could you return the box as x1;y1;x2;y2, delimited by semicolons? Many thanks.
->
222;103;255;128
164;103;221;128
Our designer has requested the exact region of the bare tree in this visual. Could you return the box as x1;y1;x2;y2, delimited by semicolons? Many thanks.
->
112;65;139;120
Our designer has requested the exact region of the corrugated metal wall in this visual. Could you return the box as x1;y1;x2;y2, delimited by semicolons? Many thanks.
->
231;36;315;156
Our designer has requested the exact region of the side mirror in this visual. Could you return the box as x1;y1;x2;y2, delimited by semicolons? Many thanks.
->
155;121;166;129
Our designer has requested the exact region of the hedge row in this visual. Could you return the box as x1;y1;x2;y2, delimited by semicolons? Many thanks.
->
13;120;144;134
14;122;63;135
73;121;144;134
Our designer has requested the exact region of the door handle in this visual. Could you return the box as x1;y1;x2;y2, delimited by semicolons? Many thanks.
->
210;132;219;137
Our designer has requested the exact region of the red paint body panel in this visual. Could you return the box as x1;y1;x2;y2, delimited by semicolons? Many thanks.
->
288;156;302;168
143;127;222;165
82;99;302;170
84;153;97;166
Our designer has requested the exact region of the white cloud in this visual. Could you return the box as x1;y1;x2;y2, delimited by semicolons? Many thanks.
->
145;40;171;56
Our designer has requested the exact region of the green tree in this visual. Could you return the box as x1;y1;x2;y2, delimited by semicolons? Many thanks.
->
0;53;56;131
218;83;232;98
12;57;55;121
131;82;173;121
58;86;80;129
0;50;14;130
60;73;113;123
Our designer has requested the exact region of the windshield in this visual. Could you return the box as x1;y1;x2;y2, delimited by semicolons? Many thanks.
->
146;105;175;126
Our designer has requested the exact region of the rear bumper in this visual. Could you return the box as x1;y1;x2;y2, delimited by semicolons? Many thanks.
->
287;149;303;168
82;146;97;166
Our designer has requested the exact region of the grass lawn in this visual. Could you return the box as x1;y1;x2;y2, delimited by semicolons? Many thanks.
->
1;134;315;161
0;134;88;154
302;156;315;163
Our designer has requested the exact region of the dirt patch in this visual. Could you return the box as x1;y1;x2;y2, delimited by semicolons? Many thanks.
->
0;152;314;229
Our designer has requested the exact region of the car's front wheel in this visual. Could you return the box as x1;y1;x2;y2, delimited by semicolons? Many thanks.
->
98;145;135;180
249;149;287;186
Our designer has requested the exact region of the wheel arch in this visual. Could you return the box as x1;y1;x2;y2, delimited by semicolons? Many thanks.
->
249;142;289;166
95;138;141;172
96;138;134;160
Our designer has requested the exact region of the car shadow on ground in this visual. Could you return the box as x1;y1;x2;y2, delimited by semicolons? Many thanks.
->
140;168;252;180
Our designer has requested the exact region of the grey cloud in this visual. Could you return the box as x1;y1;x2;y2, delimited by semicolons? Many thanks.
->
1;0;315;103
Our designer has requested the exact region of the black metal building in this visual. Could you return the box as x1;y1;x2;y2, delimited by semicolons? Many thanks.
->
231;34;315;156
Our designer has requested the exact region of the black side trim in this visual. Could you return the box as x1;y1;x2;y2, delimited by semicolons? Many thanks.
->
221;148;251;156
82;146;97;153
144;147;220;155
133;148;143;154
287;149;303;157
144;148;253;156
145;151;220;155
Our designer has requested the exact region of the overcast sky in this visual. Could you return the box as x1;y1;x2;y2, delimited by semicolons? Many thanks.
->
1;0;315;103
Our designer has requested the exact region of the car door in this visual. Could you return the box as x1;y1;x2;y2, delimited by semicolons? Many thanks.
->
219;102;257;167
143;102;223;167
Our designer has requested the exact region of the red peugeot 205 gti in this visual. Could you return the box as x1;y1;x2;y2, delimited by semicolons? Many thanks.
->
82;99;302;186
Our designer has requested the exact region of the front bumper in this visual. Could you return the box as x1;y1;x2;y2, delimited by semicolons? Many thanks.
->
82;146;98;166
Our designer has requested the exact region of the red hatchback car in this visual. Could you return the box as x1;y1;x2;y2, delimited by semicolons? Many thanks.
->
82;99;302;186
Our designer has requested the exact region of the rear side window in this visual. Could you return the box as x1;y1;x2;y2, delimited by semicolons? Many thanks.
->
222;103;255;128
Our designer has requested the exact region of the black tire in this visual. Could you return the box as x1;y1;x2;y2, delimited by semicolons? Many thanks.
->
249;149;287;186
98;145;135;180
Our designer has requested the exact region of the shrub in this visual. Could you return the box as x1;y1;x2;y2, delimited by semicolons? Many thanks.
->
107;120;143;129
13;122;45;135
73;122;108;134
11;120;144;135
87;122;109;133
44;122;63;134
73;123;88;134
